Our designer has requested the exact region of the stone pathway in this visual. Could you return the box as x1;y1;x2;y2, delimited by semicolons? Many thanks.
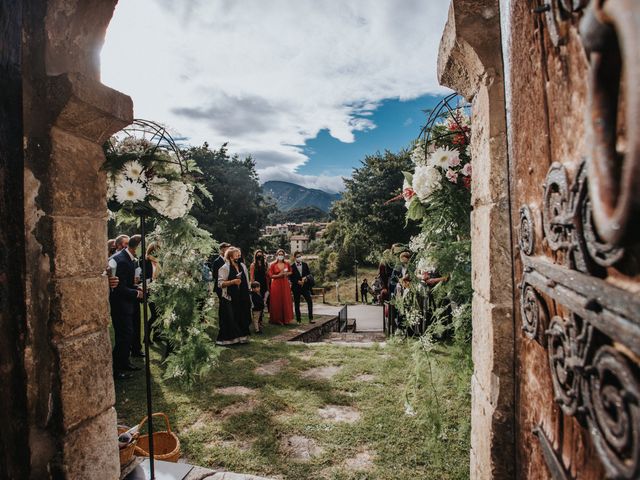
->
281;435;324;461
313;304;384;332
318;405;361;423
300;365;342;380
344;450;375;471
253;358;289;375
214;386;256;396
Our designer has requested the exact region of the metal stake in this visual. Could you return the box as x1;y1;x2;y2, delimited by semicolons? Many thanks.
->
140;214;155;479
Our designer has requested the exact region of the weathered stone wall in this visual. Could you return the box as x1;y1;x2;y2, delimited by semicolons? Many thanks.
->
1;1;133;478
437;1;514;478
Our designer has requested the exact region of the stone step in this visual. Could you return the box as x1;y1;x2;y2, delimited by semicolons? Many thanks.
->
321;332;387;343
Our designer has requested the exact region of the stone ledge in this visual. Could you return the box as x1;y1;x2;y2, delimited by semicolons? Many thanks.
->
47;72;133;143
272;316;339;343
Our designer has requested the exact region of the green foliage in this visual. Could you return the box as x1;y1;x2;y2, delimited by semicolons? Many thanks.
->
189;143;276;253
313;150;419;278
333;149;420;253
104;136;222;386
268;205;330;224
149;217;221;384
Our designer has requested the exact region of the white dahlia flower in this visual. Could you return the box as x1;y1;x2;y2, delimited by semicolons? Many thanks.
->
410;143;427;166
149;180;193;219
412;165;442;202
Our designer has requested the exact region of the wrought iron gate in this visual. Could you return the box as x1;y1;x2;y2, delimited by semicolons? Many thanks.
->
509;1;639;478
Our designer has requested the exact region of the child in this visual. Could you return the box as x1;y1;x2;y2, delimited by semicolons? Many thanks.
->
250;281;265;334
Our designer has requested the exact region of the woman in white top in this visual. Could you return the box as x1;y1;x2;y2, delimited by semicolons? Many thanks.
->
216;247;251;345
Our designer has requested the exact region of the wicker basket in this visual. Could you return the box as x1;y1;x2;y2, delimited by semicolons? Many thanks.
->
133;413;180;463
117;426;138;467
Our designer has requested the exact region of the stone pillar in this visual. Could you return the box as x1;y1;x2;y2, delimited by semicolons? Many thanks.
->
437;2;514;479
1;1;133;478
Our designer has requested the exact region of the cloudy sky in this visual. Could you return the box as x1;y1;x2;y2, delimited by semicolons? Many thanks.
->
101;1;450;192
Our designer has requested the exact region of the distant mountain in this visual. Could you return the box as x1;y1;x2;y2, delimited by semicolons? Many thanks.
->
262;181;341;212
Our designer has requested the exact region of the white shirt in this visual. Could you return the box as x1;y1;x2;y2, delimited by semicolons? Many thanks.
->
218;262;250;301
295;262;303;275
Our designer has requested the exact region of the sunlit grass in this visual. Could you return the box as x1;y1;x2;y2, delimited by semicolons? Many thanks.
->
115;318;471;480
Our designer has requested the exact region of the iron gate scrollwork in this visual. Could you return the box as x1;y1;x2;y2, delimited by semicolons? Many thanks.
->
518;157;640;478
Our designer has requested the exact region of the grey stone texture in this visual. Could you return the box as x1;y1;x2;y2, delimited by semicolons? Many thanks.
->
9;2;134;477
438;1;515;478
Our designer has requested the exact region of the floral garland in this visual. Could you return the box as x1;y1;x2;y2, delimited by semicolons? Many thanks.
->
105;136;197;220
395;110;473;345
103;135;219;384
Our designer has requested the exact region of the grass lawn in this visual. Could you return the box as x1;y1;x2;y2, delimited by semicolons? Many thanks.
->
115;314;471;479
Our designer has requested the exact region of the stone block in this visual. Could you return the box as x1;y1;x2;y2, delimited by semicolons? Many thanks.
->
61;407;119;479
472;294;514;392
49;126;108;217
56;329;115;431
47;73;133;143
471;374;493;479
471;296;516;480
52;276;110;339
470;87;509;207
51;216;107;278
471;201;513;304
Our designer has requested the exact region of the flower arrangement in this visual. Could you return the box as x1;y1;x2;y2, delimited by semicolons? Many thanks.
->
104;136;199;220
103;128;219;385
393;100;473;346
403;113;472;221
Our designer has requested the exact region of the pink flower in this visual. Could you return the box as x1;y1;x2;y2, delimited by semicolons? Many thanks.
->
461;163;472;176
446;169;458;184
448;155;461;168
403;187;416;201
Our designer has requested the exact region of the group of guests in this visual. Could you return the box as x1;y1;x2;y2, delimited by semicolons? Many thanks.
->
375;246;448;331
106;234;160;380
106;236;317;376
208;243;315;346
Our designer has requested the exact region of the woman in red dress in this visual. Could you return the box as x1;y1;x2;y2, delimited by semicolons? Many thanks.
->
267;249;294;325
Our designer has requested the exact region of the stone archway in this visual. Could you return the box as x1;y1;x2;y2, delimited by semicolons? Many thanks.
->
437;1;514;478
1;1;132;478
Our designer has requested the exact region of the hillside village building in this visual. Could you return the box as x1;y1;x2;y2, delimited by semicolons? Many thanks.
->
263;222;328;238
290;235;310;254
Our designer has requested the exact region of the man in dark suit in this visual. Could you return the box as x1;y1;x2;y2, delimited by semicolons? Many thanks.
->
290;251;314;324
209;242;231;299
108;235;143;380
128;235;145;359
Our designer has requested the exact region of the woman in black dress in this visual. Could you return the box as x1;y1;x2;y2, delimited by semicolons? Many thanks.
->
216;247;251;345
250;249;269;297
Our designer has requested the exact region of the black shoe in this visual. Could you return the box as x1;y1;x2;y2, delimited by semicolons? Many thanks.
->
123;363;141;371
114;372;133;380
297;319;302;324
131;351;145;358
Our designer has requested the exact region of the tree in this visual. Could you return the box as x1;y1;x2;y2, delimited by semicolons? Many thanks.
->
268;206;330;224
330;149;419;267
188;143;275;254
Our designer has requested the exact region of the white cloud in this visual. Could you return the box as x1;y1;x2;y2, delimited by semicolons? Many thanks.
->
101;0;449;190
